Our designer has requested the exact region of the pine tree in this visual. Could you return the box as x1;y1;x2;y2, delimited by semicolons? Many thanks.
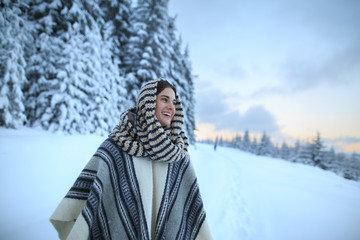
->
295;133;324;166
25;0;128;134
123;0;171;103
349;153;360;180
271;143;279;158
25;0;74;131
242;130;251;152
233;133;242;149
290;140;302;162
0;1;29;128
73;0;129;134
335;152;350;178
218;136;224;147
123;0;197;142
321;147;336;170
94;0;133;128
296;142;313;165
25;0;90;133
257;132;274;156
101;0;132;71
170;43;196;144
280;142;290;160
4;0;196;140
166;17;196;144
310;132;324;167
250;137;258;154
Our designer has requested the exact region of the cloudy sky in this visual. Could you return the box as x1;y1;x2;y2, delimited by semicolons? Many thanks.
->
168;0;360;152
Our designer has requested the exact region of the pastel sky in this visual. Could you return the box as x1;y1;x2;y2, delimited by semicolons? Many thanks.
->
168;0;360;153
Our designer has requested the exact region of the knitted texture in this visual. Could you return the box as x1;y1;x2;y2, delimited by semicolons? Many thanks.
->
110;79;189;163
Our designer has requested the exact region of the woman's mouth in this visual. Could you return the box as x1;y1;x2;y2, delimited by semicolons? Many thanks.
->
162;112;172;117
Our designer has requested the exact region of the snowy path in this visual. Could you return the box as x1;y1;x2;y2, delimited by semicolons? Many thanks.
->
191;144;253;240
1;128;360;240
191;143;360;240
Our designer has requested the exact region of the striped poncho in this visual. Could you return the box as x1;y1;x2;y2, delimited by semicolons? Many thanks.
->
50;79;212;239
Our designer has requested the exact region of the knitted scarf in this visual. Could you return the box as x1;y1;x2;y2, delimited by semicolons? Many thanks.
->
109;79;189;163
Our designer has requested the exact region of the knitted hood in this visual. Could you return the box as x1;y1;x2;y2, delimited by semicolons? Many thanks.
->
110;79;189;162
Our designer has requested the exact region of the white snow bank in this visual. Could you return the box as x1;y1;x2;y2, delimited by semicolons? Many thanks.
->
1;128;359;240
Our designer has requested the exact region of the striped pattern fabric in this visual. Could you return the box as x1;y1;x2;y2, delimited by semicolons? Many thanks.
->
109;79;189;163
50;79;212;239
50;138;211;240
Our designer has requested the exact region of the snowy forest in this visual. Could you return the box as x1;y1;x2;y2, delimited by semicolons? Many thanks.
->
202;131;360;181
0;0;196;143
1;0;359;182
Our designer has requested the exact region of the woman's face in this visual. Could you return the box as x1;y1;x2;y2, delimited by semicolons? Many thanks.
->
155;87;176;127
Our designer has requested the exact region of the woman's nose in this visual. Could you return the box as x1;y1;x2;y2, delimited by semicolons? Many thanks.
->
167;102;175;110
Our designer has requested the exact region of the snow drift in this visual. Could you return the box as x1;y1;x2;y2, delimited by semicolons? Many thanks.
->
0;128;359;240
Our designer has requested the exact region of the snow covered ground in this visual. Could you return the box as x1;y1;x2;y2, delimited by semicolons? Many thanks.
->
1;128;359;240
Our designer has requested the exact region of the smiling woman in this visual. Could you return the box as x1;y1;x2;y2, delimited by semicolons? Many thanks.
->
50;79;213;240
155;81;177;127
